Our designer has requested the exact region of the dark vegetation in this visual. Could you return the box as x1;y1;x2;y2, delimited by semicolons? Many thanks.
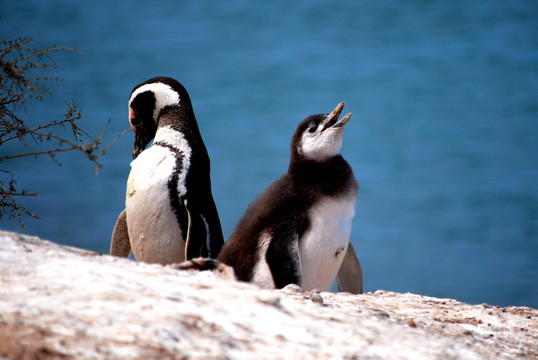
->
0;38;126;228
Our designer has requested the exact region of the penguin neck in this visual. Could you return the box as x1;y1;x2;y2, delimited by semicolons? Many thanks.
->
288;153;343;173
287;154;357;197
157;106;203;148
153;125;192;158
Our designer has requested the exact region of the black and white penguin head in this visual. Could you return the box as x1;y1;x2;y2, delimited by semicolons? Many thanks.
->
128;76;193;159
292;102;352;161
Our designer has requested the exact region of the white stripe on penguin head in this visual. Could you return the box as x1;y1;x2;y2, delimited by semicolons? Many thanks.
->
129;82;180;124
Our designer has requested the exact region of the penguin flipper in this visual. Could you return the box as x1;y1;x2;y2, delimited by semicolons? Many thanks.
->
183;199;213;260
203;198;224;258
110;209;131;258
336;242;363;294
266;230;302;289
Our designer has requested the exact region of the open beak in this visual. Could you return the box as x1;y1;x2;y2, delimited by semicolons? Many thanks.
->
321;102;352;132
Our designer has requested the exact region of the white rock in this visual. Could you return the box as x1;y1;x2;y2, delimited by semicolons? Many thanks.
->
0;230;536;359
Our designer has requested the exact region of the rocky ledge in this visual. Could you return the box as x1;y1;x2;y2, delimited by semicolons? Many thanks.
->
0;230;536;359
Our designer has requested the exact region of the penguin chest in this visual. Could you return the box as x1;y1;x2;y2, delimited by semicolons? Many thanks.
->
299;196;356;291
126;145;186;265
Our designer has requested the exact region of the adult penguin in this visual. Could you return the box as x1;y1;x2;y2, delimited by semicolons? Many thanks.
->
110;76;223;264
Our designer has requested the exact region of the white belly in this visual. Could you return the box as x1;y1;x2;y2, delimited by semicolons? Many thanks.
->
299;196;356;291
125;146;186;265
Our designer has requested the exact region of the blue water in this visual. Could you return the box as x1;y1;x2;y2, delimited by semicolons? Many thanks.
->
1;1;537;308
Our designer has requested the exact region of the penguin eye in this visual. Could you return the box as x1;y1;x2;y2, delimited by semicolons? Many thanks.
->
308;126;317;133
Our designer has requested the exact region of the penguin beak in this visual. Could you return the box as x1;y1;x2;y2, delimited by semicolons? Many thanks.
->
132;129;153;159
130;107;157;159
131;120;155;160
321;102;352;132
333;112;352;128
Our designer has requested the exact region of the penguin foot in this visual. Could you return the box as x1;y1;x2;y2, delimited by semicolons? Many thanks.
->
169;257;235;280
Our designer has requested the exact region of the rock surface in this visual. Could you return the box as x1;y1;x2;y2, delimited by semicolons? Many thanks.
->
0;230;536;359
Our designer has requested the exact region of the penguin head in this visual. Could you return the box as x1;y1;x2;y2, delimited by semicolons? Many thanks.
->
128;77;193;159
292;102;352;161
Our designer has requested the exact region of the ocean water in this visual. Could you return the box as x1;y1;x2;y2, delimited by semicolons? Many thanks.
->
1;1;537;308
